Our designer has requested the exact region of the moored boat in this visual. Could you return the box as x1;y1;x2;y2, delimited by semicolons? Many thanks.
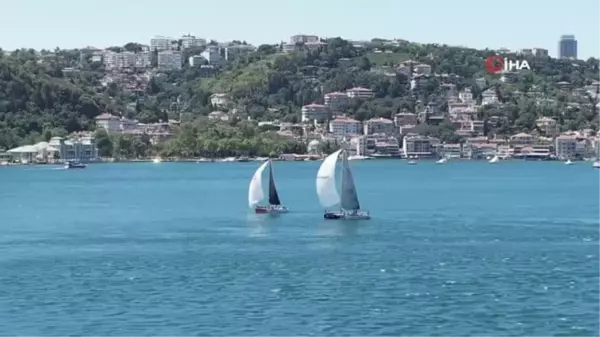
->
64;161;86;169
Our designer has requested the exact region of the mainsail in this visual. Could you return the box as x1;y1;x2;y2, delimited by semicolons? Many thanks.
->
340;150;361;211
316;149;342;208
267;160;281;205
248;160;269;207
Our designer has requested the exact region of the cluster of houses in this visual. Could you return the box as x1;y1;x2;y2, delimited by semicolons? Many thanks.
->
1;114;181;164
17;34;597;163
3;133;99;164
94;113;180;143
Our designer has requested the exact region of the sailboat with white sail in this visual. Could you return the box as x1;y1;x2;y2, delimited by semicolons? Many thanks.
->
248;159;288;214
316;149;370;220
489;155;499;163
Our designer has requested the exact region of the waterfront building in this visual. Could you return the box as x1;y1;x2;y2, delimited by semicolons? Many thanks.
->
555;135;577;159
402;133;439;158
329;116;361;137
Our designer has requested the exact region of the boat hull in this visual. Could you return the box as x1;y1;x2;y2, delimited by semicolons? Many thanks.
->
324;211;370;220
255;205;288;214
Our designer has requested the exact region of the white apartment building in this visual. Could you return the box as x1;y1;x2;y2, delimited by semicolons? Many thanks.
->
346;87;374;99
150;36;174;51
103;51;150;69
481;88;499;105
533;48;549;58
181;34;206;49
157;51;182;70
48;136;98;162
201;49;221;65
95;113;140;134
459;88;474;103
414;63;432;75
402;133;438;158
290;35;319;44
95;113;121;133
509;132;534;146
189;55;206;67
394;112;418;127
301;104;330;122
324;92;349;112
210;93;229;108
555;135;577;159
536;117;559;136
329;117;362;138
223;45;255;61
91;52;103;63
364;117;394;135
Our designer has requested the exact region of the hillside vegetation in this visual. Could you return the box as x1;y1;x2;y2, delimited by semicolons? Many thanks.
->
0;38;598;151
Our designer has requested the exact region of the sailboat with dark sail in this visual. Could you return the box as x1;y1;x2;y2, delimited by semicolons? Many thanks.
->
316;149;370;220
248;159;288;214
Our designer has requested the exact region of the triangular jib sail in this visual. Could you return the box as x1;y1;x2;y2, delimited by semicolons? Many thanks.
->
267;161;281;205
316;149;342;208
248;160;269;208
340;150;360;211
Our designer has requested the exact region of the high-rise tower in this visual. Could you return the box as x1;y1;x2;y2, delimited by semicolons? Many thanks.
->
559;35;578;59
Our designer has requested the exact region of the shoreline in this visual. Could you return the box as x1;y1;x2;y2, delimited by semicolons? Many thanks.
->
3;157;596;166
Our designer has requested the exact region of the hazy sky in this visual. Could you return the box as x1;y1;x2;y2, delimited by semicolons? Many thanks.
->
3;0;599;58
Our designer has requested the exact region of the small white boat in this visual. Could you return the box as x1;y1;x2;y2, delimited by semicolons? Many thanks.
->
221;157;236;162
564;159;573;165
489;156;499;163
64;161;86;169
407;160;417;165
347;155;372;161
152;157;162;164
436;158;447;164
593;162;600;169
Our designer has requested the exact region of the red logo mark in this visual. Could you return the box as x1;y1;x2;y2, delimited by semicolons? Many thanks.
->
485;56;504;73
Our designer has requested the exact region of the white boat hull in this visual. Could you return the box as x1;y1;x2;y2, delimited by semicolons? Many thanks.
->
254;205;289;214
324;211;370;220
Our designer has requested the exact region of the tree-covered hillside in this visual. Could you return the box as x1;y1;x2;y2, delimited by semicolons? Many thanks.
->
0;38;598;151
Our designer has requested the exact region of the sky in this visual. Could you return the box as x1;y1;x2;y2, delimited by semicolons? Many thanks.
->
2;0;599;59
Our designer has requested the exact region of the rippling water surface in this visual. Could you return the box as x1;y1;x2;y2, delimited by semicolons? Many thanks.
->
0;161;598;336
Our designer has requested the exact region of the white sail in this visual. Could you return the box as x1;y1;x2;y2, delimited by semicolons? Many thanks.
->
248;161;269;207
316;149;342;208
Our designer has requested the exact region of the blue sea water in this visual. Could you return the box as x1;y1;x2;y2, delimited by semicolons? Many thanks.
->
0;160;598;336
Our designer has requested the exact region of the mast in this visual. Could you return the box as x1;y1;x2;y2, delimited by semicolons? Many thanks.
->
267;160;281;205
